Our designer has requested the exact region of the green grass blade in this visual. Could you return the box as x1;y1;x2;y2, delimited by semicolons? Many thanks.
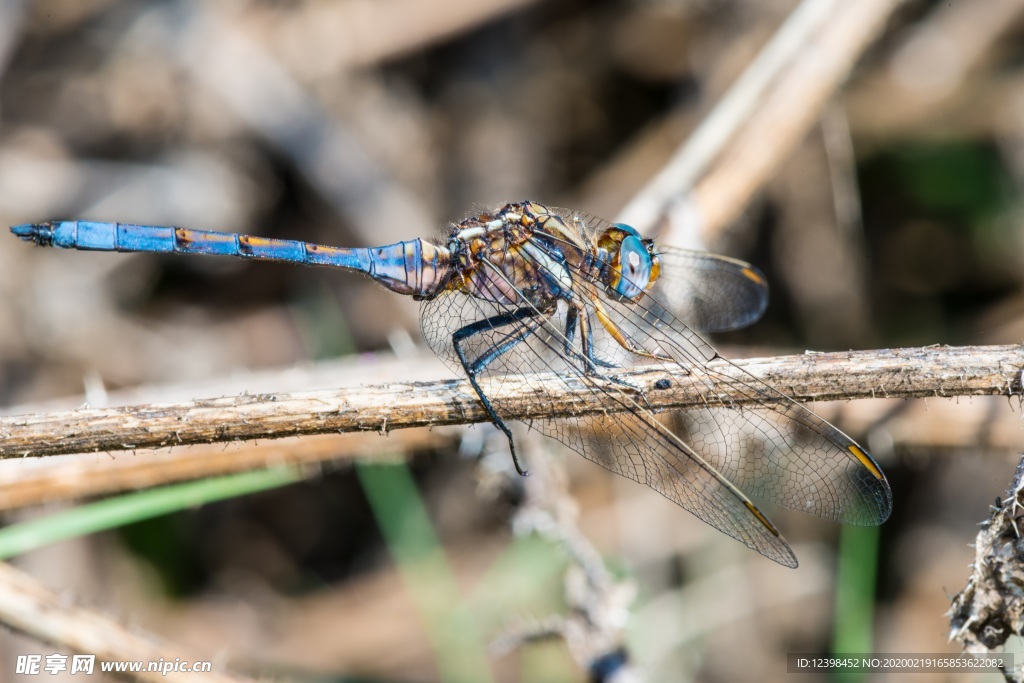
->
356;461;495;683
0;468;301;560
832;523;881;683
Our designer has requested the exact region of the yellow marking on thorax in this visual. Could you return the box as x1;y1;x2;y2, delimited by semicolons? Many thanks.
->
525;203;587;250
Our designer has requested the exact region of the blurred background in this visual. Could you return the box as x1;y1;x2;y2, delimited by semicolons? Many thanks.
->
1;0;1024;681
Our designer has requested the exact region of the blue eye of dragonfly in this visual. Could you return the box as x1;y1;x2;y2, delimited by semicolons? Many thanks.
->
602;222;653;300
611;233;653;299
611;222;641;239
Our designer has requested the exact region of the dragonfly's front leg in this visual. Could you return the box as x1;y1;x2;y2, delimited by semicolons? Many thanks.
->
593;297;672;363
453;306;551;476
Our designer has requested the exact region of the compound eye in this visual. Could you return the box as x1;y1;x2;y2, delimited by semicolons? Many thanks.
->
611;234;653;299
611;222;642;239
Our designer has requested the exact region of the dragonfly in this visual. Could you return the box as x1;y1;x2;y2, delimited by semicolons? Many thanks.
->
10;201;891;567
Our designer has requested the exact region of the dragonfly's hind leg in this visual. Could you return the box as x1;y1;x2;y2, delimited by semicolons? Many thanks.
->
453;307;550;476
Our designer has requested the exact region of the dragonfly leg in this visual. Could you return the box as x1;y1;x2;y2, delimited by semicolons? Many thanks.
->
576;305;654;411
453;307;550;476
593;297;672;362
565;304;617;370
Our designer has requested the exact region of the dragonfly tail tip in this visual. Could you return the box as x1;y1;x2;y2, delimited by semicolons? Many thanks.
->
10;223;53;245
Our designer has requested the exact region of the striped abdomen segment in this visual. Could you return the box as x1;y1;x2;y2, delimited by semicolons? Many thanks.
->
11;220;455;298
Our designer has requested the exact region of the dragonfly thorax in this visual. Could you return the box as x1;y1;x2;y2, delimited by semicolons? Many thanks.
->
448;204;571;308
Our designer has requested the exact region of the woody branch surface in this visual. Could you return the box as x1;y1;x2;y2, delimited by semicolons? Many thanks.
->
0;560;254;683
0;344;1020;459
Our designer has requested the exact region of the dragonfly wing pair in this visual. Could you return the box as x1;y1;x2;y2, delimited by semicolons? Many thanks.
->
421;205;890;567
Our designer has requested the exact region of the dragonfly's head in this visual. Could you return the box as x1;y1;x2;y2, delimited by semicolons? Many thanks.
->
598;223;660;301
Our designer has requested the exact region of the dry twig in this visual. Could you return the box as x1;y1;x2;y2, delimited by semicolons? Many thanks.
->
0;431;452;512
1;344;1020;459
847;0;1024;137
616;0;842;234
949;456;1024;683
617;0;902;245
0;561;253;683
492;430;638;680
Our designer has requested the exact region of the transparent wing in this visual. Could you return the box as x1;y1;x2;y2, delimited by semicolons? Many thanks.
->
596;289;892;526
418;219;890;567
547;209;889;523
420;281;799;567
651;246;769;333
548;208;769;332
